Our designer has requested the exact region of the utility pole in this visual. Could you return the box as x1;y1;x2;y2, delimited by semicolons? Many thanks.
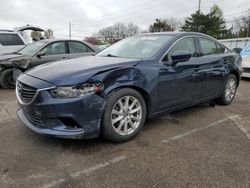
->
69;21;71;39
198;0;201;12
247;16;250;38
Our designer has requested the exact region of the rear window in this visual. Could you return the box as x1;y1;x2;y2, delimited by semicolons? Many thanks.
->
0;33;24;46
199;38;226;55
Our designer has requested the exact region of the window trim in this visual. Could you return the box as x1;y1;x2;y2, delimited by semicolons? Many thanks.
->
195;36;230;56
197;37;220;56
160;35;198;63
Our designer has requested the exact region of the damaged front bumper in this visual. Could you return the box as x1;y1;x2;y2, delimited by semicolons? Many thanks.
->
16;76;106;139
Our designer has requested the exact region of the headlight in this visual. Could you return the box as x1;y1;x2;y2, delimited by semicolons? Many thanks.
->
51;83;103;99
12;59;32;69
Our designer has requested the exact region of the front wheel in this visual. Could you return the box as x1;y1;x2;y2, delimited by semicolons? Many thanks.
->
216;74;237;105
102;88;146;143
0;69;15;89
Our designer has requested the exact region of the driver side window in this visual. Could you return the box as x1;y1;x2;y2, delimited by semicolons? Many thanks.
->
166;37;196;62
40;42;66;56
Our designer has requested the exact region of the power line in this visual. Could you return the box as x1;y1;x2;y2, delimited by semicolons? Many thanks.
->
224;9;250;17
71;0;176;24
71;0;192;26
71;1;194;28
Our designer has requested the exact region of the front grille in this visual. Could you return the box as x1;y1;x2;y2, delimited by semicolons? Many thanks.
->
24;112;42;126
17;81;37;104
243;68;250;73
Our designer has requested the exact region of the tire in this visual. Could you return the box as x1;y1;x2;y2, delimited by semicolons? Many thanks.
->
216;74;237;105
102;88;147;143
0;69;15;89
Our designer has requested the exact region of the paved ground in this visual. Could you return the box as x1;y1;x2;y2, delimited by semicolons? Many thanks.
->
0;80;250;188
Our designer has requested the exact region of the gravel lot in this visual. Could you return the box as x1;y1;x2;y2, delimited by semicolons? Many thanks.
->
0;80;250;188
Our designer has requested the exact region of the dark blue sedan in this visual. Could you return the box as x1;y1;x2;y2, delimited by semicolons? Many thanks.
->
16;32;242;142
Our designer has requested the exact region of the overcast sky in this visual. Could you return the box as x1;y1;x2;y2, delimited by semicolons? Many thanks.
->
0;0;249;39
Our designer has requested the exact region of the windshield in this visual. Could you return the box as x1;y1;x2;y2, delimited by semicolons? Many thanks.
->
97;35;173;59
18;40;49;56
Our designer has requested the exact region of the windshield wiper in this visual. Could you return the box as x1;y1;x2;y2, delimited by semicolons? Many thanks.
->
106;54;118;57
13;52;22;55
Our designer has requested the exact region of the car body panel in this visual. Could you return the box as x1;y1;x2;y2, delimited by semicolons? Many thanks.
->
26;56;141;86
16;83;105;139
241;56;250;77
241;44;250;77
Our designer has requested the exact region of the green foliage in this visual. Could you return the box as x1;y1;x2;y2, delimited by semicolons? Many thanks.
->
181;5;227;39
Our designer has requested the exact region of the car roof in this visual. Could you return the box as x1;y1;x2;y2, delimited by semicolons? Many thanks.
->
138;31;216;40
33;39;100;52
0;30;18;34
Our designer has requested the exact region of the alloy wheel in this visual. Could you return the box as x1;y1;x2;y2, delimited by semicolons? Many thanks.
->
111;96;142;136
225;77;236;102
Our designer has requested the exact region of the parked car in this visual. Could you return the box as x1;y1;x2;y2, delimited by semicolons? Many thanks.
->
240;44;250;78
16;32;242;143
0;39;100;88
0;25;44;55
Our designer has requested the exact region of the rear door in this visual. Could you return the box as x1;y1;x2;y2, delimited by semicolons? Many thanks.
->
31;41;67;67
157;37;205;111
67;41;96;59
195;37;228;99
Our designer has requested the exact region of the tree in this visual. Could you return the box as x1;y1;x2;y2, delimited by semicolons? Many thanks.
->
165;18;182;31
127;23;140;36
149;19;174;32
84;37;102;45
232;9;250;38
31;31;43;41
44;29;54;39
181;4;227;39
96;23;141;43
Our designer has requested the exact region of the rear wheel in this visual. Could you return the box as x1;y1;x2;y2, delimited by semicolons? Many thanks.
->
102;88;146;143
0;69;15;89
216;74;237;105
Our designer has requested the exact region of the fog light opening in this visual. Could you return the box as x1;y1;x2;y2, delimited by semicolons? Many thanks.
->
60;118;81;128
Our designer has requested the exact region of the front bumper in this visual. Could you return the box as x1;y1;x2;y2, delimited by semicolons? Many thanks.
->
242;67;250;78
16;75;106;139
17;108;96;139
242;72;250;78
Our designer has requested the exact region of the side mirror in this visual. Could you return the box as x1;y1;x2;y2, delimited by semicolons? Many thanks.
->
171;50;192;65
36;51;45;58
232;48;242;54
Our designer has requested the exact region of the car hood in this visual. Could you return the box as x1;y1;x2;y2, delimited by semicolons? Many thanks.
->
0;53;26;62
26;56;141;86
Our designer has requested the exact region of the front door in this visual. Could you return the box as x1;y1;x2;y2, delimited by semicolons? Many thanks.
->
31;41;68;67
